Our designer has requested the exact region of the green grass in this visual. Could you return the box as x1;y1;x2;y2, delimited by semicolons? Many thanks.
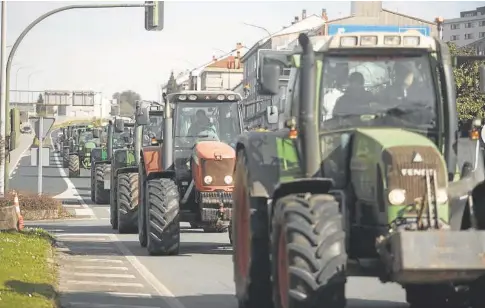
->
0;229;57;308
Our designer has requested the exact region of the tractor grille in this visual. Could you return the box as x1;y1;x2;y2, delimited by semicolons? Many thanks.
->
383;146;446;205
201;158;235;186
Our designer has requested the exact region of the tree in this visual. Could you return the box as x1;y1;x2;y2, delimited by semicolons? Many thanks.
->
448;42;485;122
111;90;141;117
35;94;46;116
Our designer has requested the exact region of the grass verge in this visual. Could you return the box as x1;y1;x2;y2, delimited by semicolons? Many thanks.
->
0;229;57;308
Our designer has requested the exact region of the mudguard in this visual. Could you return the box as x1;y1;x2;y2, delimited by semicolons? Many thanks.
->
141;146;162;176
235;130;304;198
117;166;138;176
146;170;175;182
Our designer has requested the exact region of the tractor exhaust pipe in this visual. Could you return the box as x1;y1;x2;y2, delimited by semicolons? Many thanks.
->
163;99;173;170
298;33;320;177
107;120;113;160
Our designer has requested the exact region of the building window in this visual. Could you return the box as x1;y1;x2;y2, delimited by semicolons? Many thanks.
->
479;20;485;27
451;24;460;30
465;33;474;40
465;22;474;28
465;13;476;17
480;32;485;38
450;35;460;41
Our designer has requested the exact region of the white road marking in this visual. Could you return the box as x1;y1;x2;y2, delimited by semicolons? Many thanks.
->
73;266;128;271
72;272;136;279
78;259;124;264
66;302;159;308
105;292;152;298
66;280;144;288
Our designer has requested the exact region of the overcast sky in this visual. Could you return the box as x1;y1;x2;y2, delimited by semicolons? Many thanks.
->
2;1;483;101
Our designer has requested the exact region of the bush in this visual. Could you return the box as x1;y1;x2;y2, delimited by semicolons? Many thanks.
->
0;191;70;220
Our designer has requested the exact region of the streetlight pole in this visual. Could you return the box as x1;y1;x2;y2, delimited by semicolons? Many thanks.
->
0;2;6;197
14;65;32;103
4;2;152;191
243;22;272;37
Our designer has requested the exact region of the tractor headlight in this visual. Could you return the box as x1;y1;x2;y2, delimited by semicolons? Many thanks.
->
388;189;406;205
204;176;213;185
436;188;448;204
224;175;233;185
78;146;82;150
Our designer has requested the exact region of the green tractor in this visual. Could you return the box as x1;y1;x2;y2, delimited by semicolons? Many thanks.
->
109;101;163;234
91;118;134;204
68;126;97;178
109;120;138;233
231;32;485;308
90;125;109;202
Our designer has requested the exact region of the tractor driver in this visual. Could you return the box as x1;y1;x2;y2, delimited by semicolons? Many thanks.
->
332;72;375;117
188;109;216;137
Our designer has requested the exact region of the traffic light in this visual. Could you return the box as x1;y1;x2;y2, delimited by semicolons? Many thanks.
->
145;1;164;31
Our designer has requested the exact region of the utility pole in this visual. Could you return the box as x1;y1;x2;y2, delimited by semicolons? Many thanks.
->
0;2;7;197
3;1;163;191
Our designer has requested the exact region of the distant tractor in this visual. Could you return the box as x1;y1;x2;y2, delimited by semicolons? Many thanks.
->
137;91;243;255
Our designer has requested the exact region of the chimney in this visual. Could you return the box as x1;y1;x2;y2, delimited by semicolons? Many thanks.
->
322;8;328;21
294;16;299;23
236;42;243;50
212;55;216;61
302;9;307;20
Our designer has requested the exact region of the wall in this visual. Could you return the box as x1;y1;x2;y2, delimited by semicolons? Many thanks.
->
444;15;485;47
200;68;244;91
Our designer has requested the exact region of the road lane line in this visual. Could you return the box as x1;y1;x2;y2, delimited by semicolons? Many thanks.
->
105;292;152;298
50;130;96;218
72;273;136;279
67;302;159;308
73;266;129;271
109;234;187;308
66;280;144;287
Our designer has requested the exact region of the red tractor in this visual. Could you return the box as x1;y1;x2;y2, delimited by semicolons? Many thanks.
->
136;91;243;255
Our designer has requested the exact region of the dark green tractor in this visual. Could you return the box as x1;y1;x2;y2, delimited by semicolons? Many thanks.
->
90;125;109;202
109;120;138;233
91;119;133;204
232;32;485;308
68;126;97;178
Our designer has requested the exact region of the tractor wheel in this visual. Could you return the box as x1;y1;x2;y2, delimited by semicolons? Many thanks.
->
95;164;110;205
271;194;347;308
90;166;95;202
146;178;180;256
117;173;139;234
138;170;147;248
63;148;69;168
228;220;233;245
68;155;80;178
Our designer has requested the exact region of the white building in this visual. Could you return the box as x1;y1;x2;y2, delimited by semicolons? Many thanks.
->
161;43;248;94
443;6;485;47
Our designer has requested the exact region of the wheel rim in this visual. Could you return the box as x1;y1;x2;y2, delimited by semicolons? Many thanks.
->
278;226;289;308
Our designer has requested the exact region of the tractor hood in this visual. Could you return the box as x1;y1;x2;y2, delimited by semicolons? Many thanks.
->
194;141;235;160
84;141;97;151
356;128;440;149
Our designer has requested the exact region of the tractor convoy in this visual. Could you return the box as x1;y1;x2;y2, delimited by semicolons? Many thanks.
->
53;29;485;308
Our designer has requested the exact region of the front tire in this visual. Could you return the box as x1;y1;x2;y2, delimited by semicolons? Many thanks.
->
138;166;148;247
271;194;347;308
68;154;80;178
146;178;180;256
63;148;69;168
95;164;110;205
117;173;139;234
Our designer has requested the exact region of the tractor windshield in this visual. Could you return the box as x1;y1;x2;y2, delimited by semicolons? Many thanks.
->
319;54;437;133
142;113;164;145
174;101;241;148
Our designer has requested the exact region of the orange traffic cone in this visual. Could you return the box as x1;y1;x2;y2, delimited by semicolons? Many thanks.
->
13;191;24;231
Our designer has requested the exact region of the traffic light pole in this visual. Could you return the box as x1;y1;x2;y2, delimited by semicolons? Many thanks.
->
3;2;156;191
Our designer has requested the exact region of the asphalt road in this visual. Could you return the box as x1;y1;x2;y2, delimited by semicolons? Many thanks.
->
26;129;485;308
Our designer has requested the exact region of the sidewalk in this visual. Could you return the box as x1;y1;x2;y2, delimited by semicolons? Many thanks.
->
8;132;34;177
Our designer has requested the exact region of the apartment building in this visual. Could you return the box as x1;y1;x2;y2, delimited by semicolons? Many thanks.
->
443;6;485;47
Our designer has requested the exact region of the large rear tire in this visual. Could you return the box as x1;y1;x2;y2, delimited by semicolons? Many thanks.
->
95;164;110;205
146;178;180;256
117;173;139;234
271;194;347;308
68;154;80;178
138;168;147;247
63;148;69;168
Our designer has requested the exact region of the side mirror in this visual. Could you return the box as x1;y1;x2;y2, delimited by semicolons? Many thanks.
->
114;118;125;133
93;128;100;138
136;106;150;125
258;64;280;96
266;106;279;124
479;66;485;94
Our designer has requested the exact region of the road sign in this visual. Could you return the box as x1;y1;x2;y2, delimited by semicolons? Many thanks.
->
327;24;431;36
29;116;55;140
